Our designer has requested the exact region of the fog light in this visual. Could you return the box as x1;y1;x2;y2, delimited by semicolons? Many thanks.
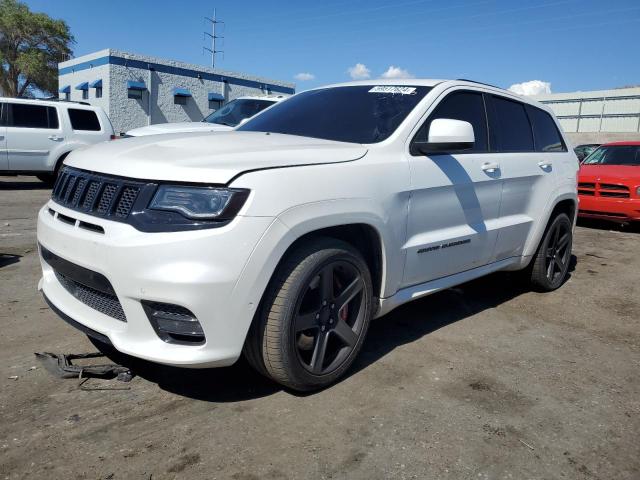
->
142;301;205;345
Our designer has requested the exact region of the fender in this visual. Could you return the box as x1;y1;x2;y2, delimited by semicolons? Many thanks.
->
514;189;578;270
228;199;400;343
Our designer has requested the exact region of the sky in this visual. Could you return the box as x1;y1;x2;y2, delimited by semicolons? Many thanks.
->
24;0;640;94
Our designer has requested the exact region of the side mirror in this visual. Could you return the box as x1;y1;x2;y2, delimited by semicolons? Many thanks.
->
412;118;475;155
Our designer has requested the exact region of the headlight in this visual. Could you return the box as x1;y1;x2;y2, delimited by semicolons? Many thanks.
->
149;185;248;220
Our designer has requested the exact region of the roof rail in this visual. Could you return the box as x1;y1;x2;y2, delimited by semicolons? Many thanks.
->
34;97;92;106
456;79;502;90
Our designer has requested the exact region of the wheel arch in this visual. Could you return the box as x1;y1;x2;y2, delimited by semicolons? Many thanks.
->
549;197;577;224
522;193;577;261
276;223;385;302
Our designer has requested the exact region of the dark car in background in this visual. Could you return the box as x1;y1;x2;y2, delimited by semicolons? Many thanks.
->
574;143;600;162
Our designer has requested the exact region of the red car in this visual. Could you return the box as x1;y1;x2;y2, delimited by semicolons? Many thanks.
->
578;142;640;223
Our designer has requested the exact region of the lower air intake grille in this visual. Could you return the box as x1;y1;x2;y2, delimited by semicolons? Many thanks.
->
55;271;126;322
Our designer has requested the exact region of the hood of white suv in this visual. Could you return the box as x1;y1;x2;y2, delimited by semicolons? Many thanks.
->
65;131;368;184
126;122;233;136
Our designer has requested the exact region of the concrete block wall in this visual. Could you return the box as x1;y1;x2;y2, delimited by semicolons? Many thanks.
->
59;49;295;135
58;51;111;116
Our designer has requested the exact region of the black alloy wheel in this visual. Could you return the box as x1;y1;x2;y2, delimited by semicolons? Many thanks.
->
293;260;366;375
244;238;374;391
544;218;572;285
528;212;573;291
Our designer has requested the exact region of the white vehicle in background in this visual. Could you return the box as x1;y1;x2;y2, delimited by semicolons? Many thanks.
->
37;79;578;391
0;97;114;184
124;95;287;137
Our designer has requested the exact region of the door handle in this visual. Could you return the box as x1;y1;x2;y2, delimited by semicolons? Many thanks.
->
538;160;552;169
48;135;63;141
481;162;500;173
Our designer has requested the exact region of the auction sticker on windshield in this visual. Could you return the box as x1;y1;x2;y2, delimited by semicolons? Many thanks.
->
368;86;417;95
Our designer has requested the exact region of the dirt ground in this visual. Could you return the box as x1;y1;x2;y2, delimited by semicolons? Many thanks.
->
1;175;639;480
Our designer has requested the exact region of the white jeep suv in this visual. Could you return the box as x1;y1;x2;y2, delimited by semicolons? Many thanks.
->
0;97;114;184
37;80;578;391
124;95;286;137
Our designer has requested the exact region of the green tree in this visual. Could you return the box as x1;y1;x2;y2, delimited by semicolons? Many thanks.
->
0;0;74;97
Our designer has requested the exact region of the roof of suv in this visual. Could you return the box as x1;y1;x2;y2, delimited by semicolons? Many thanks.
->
322;79;444;89
0;96;100;109
234;95;289;102
309;78;552;112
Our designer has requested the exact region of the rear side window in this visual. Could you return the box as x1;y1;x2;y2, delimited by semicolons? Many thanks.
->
526;105;566;152
68;108;101;131
415;91;489;153
9;103;59;129
490;96;534;152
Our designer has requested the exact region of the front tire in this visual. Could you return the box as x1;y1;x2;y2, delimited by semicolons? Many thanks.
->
245;238;374;391
528;213;573;291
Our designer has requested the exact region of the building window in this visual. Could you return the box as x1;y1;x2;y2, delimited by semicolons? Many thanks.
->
82;89;88;100
174;95;187;105
209;100;222;110
128;88;143;100
95;87;102;98
64;92;70;101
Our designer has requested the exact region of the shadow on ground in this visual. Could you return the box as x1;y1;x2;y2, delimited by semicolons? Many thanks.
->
88;258;577;402
0;178;51;190
577;217;640;233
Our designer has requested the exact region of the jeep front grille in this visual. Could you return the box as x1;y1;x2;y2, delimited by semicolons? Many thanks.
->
52;167;144;219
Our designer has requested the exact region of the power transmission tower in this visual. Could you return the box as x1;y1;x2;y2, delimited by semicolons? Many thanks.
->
204;9;224;69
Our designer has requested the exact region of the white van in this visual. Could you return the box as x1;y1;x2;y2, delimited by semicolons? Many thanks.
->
0;98;114;184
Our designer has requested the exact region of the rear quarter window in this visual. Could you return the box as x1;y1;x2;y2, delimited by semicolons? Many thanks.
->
68;108;101;131
526;105;566;152
489;96;534;152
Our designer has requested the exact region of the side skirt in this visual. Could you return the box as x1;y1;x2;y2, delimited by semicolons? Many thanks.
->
375;257;521;318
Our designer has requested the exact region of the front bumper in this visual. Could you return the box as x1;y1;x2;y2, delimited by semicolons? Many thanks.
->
578;195;640;222
37;201;283;367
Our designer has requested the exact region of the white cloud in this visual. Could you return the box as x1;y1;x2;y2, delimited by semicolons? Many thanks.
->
508;80;552;96
294;72;315;81
348;63;371;80
380;66;414;79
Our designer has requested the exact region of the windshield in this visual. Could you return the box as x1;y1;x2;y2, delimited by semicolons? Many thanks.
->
203;99;276;127
582;145;640;166
238;85;432;143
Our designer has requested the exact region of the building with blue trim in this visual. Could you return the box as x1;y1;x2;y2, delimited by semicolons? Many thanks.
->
58;49;295;134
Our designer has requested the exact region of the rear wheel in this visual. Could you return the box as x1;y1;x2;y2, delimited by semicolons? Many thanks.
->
245;238;374;391
528;213;573;291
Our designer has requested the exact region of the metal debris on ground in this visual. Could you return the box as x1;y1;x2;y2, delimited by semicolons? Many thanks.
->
34;352;134;388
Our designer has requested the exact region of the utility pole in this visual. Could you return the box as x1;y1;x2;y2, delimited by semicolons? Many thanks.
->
204;9;224;69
